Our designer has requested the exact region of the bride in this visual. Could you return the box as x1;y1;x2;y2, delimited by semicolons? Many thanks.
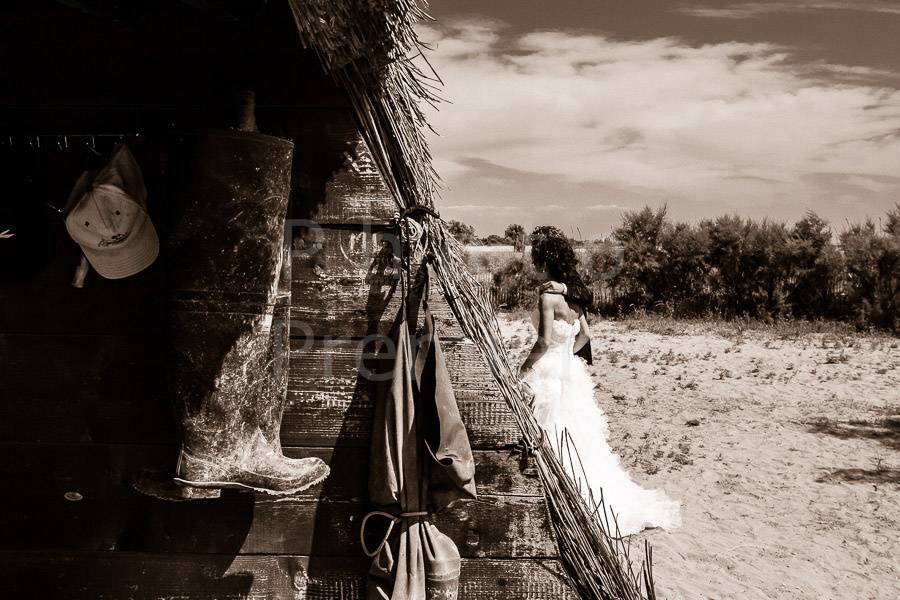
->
517;226;681;536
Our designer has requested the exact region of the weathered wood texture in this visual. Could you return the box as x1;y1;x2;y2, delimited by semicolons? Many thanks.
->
291;447;540;499
0;335;518;448
277;109;396;226
0;444;541;502
288;338;518;448
0;333;174;443
0;121;396;338
291;227;465;338
0;442;553;558
0;4;572;593
0;552;577;600
0;491;555;558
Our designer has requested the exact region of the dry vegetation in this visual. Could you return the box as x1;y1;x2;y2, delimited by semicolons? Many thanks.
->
472;205;900;332
500;312;900;599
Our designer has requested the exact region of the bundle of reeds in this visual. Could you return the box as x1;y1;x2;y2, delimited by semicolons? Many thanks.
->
288;0;442;211
288;1;657;597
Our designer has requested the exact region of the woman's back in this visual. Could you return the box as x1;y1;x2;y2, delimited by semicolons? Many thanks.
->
543;282;585;325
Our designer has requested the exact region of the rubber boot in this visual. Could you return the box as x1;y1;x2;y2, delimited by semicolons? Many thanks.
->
255;222;293;456
165;129;329;498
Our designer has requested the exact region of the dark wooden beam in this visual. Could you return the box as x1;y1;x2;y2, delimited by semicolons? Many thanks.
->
54;0;124;22
178;0;240;21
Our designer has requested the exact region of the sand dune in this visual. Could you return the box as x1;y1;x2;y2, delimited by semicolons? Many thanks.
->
499;315;899;600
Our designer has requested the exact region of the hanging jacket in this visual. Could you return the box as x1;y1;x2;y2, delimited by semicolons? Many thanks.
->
363;264;476;600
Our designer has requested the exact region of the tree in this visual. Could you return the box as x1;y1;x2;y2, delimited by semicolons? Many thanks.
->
481;234;508;246
491;257;541;310
885;202;900;237
786;212;841;317
610;205;670;309
840;212;900;331
447;219;476;245
504;224;526;252
701;215;781;316
747;220;791;316
658;221;710;313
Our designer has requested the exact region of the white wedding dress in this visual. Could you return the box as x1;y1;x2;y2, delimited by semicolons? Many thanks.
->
522;313;681;535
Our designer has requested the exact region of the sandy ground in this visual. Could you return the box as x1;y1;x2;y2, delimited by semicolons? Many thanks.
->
499;314;900;600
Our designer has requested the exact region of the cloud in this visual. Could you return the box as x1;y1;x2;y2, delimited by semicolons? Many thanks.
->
419;19;900;230
443;204;523;211
587;204;628;211
677;2;900;19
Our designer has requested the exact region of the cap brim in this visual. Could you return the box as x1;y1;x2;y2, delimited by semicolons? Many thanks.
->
81;209;159;280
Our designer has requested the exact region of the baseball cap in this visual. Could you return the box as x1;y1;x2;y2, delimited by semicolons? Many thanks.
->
65;144;159;279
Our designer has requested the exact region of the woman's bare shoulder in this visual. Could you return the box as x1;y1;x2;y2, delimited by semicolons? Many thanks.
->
537;286;562;306
537;281;563;296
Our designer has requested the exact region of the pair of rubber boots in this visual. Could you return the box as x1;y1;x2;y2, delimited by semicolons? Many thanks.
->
165;129;328;498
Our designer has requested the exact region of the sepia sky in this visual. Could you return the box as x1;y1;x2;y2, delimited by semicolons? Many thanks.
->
422;0;900;238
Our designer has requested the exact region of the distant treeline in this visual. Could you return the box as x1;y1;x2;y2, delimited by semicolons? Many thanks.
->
465;205;900;332
449;220;591;248
449;221;528;248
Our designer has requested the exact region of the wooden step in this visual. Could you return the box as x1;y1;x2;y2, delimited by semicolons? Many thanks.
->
0;443;542;503
0;442;554;558
0;551;577;600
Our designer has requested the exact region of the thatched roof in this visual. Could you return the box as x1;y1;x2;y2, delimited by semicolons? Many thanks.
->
289;0;441;212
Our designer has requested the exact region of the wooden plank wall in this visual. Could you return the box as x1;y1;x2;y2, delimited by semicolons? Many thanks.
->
278;122;575;597
0;4;576;597
0;119;576;598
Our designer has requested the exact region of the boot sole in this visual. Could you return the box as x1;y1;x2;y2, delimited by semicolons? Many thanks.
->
173;466;330;497
134;469;223;501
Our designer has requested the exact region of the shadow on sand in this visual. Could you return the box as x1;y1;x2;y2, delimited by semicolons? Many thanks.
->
806;415;900;452
808;414;900;485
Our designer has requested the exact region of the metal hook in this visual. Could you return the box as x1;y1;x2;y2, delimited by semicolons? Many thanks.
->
86;141;102;158
45;201;66;215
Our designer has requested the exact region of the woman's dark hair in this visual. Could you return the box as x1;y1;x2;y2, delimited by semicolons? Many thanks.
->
530;226;593;311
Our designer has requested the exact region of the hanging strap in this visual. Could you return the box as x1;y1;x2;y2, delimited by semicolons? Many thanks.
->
359;509;430;558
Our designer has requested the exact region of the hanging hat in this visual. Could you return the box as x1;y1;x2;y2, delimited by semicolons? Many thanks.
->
65;144;158;279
